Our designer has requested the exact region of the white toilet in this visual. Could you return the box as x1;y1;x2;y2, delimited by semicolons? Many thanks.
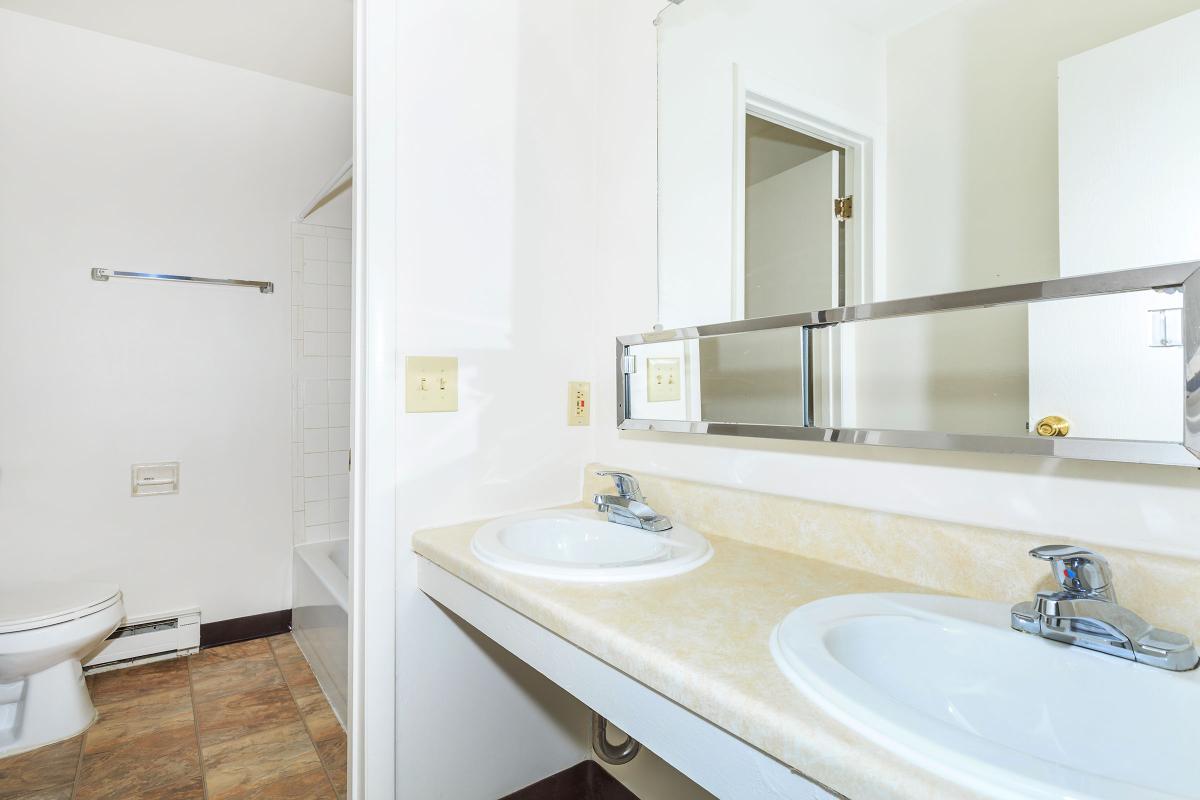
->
0;582;125;757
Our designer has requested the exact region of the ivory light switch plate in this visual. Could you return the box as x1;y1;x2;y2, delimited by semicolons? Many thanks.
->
647;357;681;402
568;381;590;426
406;356;458;413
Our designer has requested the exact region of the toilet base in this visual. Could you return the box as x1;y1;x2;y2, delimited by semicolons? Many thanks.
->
0;659;97;758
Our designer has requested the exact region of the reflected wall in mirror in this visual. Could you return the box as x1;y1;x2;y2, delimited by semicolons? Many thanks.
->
627;287;1186;443
658;0;1200;329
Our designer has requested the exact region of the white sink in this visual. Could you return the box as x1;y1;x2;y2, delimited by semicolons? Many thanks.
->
471;509;712;582
771;593;1200;800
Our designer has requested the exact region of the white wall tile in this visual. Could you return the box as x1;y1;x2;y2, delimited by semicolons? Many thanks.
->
291;307;303;339
328;285;351;310
303;404;329;429
305;523;331;542
303;283;328;308
290;271;304;305
300;356;328;379
328;331;351;356
303;260;328;284
303;427;329;453
328;379;351;404
303;451;329;477
328;262;351;286
293;222;327;237
303;331;328;356
328;237;351;261
291;414;303;443
329;521;349;540
304;475;330;502
301;236;328;260
329;426;352;451
291;236;304;267
292;477;304;512
302;308;327;332
329;498;349;523
329;403;352;428
329;473;350;499
327;308;350;332
325;225;351;240
302;378;328;405
329;450;350;474
328;356;351;379
305;499;330;526
291;444;303;477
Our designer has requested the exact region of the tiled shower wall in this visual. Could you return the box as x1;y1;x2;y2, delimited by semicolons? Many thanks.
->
291;222;352;544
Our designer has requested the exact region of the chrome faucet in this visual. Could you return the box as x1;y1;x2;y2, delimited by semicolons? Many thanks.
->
1011;545;1198;671
592;471;672;532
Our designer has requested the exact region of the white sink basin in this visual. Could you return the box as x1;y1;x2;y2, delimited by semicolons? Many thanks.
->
471;509;712;582
771;593;1200;800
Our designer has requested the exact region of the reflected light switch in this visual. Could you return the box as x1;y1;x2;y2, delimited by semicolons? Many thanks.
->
647;357;681;402
405;356;458;413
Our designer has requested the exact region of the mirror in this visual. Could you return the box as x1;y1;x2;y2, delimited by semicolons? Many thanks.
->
620;265;1200;466
640;0;1200;464
657;0;1200;328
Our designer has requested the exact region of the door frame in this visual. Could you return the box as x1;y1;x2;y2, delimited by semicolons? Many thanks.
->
731;65;874;425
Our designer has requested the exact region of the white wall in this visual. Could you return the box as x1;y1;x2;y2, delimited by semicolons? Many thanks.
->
657;0;887;328
591;0;1200;562
391;1;600;796
0;9;351;623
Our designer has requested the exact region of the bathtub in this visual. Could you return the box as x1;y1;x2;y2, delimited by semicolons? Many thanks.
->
293;539;349;727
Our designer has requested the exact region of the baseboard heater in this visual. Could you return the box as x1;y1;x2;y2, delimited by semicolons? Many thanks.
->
83;607;201;674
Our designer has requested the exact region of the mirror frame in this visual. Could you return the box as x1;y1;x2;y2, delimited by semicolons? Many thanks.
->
617;262;1200;466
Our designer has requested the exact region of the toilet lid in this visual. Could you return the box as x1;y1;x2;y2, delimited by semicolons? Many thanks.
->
0;581;122;634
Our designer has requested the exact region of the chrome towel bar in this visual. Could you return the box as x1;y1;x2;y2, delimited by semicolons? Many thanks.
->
91;267;273;294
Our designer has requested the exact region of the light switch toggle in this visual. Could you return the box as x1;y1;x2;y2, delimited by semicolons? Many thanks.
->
132;462;180;496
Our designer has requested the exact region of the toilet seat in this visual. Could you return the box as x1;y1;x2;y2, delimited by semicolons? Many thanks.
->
0;582;122;635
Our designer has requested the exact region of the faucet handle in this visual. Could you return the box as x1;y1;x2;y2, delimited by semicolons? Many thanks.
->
596;471;644;502
1030;545;1115;602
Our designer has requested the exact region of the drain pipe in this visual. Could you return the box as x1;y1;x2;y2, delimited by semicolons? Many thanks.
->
591;712;640;765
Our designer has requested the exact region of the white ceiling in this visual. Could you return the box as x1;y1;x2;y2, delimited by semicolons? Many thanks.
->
0;0;352;94
823;0;969;37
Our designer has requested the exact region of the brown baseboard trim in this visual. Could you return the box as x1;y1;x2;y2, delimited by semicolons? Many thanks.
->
199;609;292;649
500;761;639;800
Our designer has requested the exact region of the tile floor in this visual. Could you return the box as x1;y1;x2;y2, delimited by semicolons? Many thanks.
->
0;634;346;800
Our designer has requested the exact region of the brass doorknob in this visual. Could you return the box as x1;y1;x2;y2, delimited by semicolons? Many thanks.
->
1035;415;1070;437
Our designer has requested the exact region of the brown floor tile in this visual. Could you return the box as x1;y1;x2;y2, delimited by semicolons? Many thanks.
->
191;639;272;669
267;633;302;658
315;735;347;800
294;691;343;745
76;724;201;800
275;652;321;698
203;721;334;800
189;649;286;704
90;659;189;707
196;684;302;749
2;785;74;800
84;686;194;755
77;773;204;800
0;736;82;798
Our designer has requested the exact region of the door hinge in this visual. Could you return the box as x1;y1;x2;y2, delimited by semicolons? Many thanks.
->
622;355;637;375
834;195;853;222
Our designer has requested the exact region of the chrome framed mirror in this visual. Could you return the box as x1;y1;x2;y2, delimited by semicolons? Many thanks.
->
617;262;1200;467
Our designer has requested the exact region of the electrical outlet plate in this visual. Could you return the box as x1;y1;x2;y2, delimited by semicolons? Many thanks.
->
405;356;458;413
568;381;590;426
647;357;681;402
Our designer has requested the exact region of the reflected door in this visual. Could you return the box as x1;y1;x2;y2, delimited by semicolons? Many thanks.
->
745;150;839;318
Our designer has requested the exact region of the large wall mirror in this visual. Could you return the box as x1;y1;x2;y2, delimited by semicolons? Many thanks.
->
639;0;1200;464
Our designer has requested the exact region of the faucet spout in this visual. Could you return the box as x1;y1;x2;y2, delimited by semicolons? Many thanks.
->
1011;546;1198;671
591;472;672;532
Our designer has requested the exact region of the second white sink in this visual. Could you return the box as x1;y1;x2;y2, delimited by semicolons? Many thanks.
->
771;593;1200;800
471;509;712;582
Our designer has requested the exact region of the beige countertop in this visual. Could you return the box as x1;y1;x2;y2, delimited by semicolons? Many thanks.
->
413;506;993;800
